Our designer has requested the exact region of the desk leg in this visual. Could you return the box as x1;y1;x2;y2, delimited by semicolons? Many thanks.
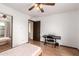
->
44;38;46;45
54;39;56;48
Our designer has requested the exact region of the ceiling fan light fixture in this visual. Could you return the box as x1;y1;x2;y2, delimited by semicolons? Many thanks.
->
34;4;38;7
2;15;7;18
40;4;43;9
36;7;40;10
28;3;55;13
34;4;39;10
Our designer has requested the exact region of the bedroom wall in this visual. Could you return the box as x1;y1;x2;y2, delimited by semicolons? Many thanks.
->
0;4;29;47
34;10;79;48
76;11;79;49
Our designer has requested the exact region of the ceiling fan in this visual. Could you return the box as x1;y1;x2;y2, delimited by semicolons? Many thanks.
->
0;14;7;19
28;3;55;13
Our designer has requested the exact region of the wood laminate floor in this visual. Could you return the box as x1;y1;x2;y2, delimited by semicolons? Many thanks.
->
0;44;11;53
0;40;79;56
29;40;79;56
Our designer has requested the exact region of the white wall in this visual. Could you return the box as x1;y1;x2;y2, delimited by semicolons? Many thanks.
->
76;11;79;49
0;4;29;47
35;11;79;48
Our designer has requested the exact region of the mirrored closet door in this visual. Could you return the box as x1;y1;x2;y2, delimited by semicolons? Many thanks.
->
0;13;13;52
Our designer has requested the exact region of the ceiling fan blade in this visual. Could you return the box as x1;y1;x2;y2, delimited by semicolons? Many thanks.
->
42;3;55;6
28;5;35;11
39;6;44;13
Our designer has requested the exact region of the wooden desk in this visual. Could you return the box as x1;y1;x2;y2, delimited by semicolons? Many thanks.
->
43;35;61;47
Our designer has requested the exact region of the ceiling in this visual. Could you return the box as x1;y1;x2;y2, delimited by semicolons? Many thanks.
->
3;3;79;17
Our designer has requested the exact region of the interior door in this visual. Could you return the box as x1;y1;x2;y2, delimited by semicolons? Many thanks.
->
33;21;40;41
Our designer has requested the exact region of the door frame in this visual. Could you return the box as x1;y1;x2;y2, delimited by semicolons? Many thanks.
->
28;20;40;42
11;16;13;48
28;20;34;42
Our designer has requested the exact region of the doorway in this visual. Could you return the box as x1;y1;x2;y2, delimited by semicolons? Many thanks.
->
28;20;40;42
